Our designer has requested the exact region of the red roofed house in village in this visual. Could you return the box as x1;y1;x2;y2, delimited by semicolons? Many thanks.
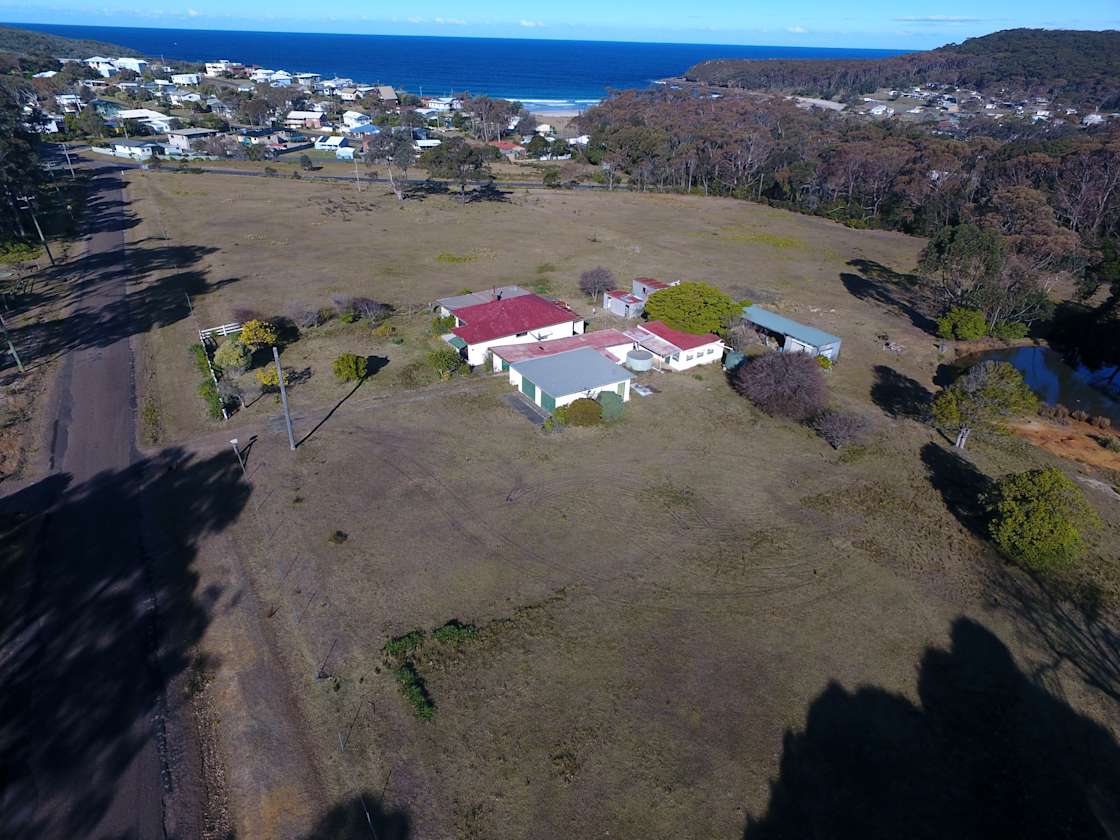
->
489;328;633;372
624;320;724;371
445;293;585;366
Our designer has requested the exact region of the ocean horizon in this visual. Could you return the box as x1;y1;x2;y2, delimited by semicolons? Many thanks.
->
11;23;905;111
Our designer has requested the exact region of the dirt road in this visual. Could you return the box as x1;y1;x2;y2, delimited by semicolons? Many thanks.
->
0;168;175;838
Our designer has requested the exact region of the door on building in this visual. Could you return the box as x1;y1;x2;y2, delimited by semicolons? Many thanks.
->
541;391;556;411
521;379;536;402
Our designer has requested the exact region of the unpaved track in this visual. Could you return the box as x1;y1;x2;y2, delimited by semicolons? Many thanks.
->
0;169;169;837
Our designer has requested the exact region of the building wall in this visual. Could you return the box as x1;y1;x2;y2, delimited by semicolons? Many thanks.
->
463;320;582;367
667;341;723;371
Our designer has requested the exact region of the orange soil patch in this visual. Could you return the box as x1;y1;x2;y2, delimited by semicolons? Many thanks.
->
1011;418;1120;471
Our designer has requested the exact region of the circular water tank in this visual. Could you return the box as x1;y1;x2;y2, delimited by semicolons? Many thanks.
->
626;349;653;371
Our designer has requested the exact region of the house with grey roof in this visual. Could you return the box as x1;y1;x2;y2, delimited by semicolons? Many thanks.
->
434;285;530;317
508;347;631;412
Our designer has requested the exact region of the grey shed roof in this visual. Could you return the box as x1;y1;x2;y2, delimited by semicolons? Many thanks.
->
435;285;530;311
513;347;631;397
742;305;841;348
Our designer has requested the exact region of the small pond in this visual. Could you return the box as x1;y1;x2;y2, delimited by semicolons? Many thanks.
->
963;346;1120;425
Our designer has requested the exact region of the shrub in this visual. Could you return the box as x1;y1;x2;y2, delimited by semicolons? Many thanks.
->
991;321;1029;340
333;352;367;382
286;302;324;329
542;169;562;188
597;390;624;422
644;281;740;335
255;365;289;389
327;529;348;544
372;322;396;338
383;630;425;658
431;314;456;335
394;662;434;719
1070;409;1090;423
216;379;241;409
816;354;832;369
190;344;223;419
562;398;602;427
734;352;829;421
213;339;250;375
813;410;875;449
1092;416;1112;430
937;307;987;341
352;297;391;323
984;467;1100;573
427;346;464;377
1100;435;1120;453
579;266;616;299
330;294;354;318
432;620;477;644
239;319;278;349
397;360;438;389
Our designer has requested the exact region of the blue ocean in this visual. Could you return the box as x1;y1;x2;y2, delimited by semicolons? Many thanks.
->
14;23;903;111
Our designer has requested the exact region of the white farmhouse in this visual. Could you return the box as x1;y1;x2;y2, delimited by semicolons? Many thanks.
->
623;321;724;371
171;73;201;86
342;110;371;129
508;347;632;412
444;293;584;367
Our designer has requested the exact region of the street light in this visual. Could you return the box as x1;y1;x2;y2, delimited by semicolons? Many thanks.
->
230;438;246;474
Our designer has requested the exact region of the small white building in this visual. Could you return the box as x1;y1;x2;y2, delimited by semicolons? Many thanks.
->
270;70;293;87
115;108;175;133
84;56;118;77
55;94;84;113
314;135;348;152
444;293;584;367
603;277;679;318
741;305;842;361
114;56;148;74
171;73;201;86
294;72;320;86
108;139;161;160
623;321;724;371
166;127;219;152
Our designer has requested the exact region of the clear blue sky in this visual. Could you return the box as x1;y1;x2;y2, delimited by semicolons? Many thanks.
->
4;0;1118;48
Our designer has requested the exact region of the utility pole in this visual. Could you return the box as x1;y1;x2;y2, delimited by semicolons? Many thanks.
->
0;311;25;374
273;346;295;450
17;196;56;267
62;145;76;179
229;437;247;475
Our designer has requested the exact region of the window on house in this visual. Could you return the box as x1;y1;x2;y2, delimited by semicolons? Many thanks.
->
516;331;528;337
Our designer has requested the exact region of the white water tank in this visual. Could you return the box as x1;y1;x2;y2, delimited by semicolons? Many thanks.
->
626;349;653;371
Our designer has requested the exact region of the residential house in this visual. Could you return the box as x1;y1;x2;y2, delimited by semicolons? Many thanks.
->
32;70;58;79
443;293;584;367
741;305;842;360
286;110;328;129
84;56;118;77
166;127;219;153
489;328;633;372
169;92;203;106
434;285;531;317
114;56;148;74
171;73;201;86
294;72;320;86
489;140;526;160
205;60;233;76
206;97;232;116
623;321;724;371
108;138;161;160
345;124;381;147
508;347;632;412
54;94;84;113
314;135;348;152
337;88;360;102
115;108;175;133
249;68;275;83
377;86;398;104
342;109;371;129
270;70;293;87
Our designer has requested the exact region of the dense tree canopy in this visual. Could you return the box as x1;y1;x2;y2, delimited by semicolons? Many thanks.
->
643;281;740;334
931;361;1038;448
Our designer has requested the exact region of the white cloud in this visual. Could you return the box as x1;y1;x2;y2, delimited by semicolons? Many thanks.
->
785;25;807;33
434;17;466;24
893;15;986;23
407;16;425;23
187;7;199;15
519;19;544;28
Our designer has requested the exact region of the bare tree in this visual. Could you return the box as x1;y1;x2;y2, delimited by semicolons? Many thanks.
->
579;267;617;300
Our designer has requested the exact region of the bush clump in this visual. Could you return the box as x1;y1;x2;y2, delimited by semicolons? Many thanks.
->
397;360;438;389
596;390;625;422
427;346;464;378
1092;416;1112;430
190;344;223;419
432;620;478;644
984;467;1101;573
431;314;456;335
213;339;250;375
333;352;367;382
394;662;434;720
937;307;988;341
383;630;425;657
1070;409;1090;423
734;351;828;420
255;365;289;389
991;321;1029;340
557;398;602;427
238;318;278;349
813;409;875;449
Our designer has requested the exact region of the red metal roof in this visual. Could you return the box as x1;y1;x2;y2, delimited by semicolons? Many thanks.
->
639;320;721;352
606;290;644;304
635;277;671;290
491;329;632;363
452;294;579;344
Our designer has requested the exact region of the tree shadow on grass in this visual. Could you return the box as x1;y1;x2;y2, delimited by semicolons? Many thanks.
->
743;617;1120;840
919;441;993;540
870;364;932;420
402;179;451;200
468;182;512;204
0;448;251;838
841;259;939;335
299;791;411;840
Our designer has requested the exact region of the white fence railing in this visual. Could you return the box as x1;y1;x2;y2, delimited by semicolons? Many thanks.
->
199;322;243;342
